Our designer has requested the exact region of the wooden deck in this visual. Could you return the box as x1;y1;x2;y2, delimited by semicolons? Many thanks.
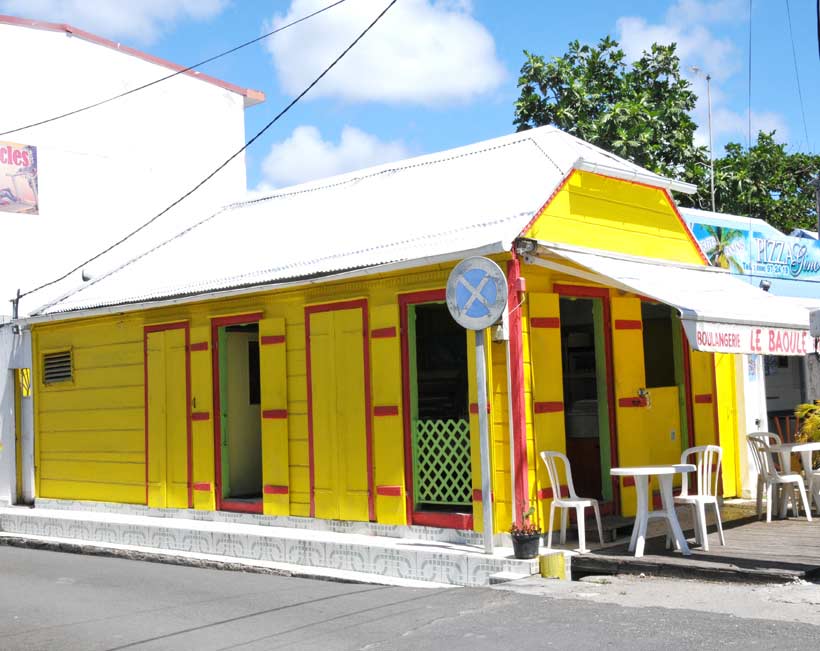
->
570;509;820;584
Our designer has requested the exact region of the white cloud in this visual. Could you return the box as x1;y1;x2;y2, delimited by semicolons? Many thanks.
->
0;0;228;44
616;0;790;151
266;0;505;105
711;108;789;146
260;125;409;187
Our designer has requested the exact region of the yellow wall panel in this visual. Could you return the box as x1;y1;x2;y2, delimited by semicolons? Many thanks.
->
259;317;290;515
369;303;406;525
526;170;705;265
527;292;565;529
714;353;739;497
189;324;215;510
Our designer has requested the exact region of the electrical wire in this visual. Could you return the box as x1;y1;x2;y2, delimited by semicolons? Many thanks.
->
785;0;810;147
20;0;399;300
0;0;349;138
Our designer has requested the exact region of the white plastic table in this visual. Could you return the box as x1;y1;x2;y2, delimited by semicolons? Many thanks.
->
769;441;820;475
610;464;696;557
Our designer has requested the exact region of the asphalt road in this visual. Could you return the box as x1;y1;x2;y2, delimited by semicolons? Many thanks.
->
0;545;817;650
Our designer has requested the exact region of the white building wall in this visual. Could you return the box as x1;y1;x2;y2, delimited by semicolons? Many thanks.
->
1;22;258;317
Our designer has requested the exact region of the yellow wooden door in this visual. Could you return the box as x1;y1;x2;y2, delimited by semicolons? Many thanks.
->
146;328;189;508
309;307;370;521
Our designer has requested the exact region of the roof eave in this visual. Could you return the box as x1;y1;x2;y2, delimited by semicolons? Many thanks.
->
21;241;512;327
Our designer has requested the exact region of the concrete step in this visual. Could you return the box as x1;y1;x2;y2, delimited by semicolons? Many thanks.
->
0;506;541;587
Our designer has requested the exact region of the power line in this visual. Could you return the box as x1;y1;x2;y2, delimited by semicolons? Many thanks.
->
0;0;349;138
785;0;810;147
21;0;399;301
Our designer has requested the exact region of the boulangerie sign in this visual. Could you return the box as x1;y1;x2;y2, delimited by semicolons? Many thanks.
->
0;141;38;214
684;320;812;356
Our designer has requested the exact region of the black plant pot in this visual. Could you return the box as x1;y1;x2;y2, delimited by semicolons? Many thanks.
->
511;533;541;559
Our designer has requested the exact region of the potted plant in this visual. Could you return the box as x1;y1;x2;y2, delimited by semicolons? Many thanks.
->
794;401;820;468
509;505;541;559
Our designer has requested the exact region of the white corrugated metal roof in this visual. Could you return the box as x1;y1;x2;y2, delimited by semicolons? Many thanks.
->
34;126;686;317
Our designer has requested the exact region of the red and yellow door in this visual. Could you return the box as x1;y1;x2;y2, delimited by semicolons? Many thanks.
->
307;301;373;521
145;323;191;508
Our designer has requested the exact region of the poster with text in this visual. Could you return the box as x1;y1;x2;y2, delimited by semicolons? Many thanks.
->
0;141;38;214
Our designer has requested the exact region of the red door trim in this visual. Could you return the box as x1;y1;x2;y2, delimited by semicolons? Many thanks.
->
144;321;193;509
553;283;620;511
305;299;375;521
211;312;263;514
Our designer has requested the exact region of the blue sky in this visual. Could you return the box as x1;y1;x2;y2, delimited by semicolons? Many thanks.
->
4;0;819;190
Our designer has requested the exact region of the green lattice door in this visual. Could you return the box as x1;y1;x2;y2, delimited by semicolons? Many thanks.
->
407;302;472;511
412;418;472;507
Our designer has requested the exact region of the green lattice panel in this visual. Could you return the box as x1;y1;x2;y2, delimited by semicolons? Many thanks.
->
412;418;472;506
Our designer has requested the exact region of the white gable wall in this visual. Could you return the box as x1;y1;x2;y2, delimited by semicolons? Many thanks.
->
1;22;254;318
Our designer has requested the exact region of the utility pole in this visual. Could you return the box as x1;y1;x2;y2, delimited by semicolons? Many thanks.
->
690;67;715;212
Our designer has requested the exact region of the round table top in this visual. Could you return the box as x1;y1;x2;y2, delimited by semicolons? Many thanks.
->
610;464;695;476
770;441;820;453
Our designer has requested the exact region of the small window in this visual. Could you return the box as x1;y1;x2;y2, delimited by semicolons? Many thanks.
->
43;351;72;384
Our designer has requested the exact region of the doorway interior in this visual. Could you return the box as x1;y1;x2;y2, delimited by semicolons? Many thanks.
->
213;316;262;513
559;295;614;504
401;293;473;529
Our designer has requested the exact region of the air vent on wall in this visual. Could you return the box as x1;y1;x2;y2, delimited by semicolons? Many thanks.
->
43;350;72;384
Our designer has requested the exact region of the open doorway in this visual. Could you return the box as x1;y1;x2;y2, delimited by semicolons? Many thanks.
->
401;295;473;529
559;296;613;502
213;317;262;512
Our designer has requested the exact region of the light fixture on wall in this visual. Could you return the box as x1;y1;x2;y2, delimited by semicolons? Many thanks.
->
759;279;772;292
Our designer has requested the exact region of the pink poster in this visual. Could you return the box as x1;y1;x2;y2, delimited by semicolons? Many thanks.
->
0;141;38;214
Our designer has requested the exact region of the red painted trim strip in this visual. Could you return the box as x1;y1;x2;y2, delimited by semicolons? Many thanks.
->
221;499;262;514
662;188;710;265
615;319;642;330
189;341;208;352
376;485;402;497
618;397;648;408
537;486;568;500
622;477;636;487
264;485;289;495
682;333;696;449
191;412;210;421
261;335;285;345
534;401;564;414
695;393;713;404
399;289;447;525
262;409;288;419
374;405;399;417
193;482;211;491
530;317;560;329
469;402;491;414
0;16;266;105
371;327;397;339
412;511;473;530
518;170;575;237
508;256;529;526
472;489;495;502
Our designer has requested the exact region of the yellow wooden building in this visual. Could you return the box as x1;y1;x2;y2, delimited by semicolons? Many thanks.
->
21;126;811;534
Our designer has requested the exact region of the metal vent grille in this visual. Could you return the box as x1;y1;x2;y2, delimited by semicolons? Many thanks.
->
43;351;72;384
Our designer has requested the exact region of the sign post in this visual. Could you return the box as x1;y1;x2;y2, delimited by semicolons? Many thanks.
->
446;257;508;555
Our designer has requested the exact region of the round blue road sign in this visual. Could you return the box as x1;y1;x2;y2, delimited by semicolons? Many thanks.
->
446;257;508;330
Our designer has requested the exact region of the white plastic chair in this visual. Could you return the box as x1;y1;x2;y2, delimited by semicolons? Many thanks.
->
747;432;781;519
747;433;812;522
539;451;604;553
668;445;725;552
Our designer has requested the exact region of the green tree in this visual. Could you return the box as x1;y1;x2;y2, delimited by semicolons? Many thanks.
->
514;37;706;179
708;132;820;233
